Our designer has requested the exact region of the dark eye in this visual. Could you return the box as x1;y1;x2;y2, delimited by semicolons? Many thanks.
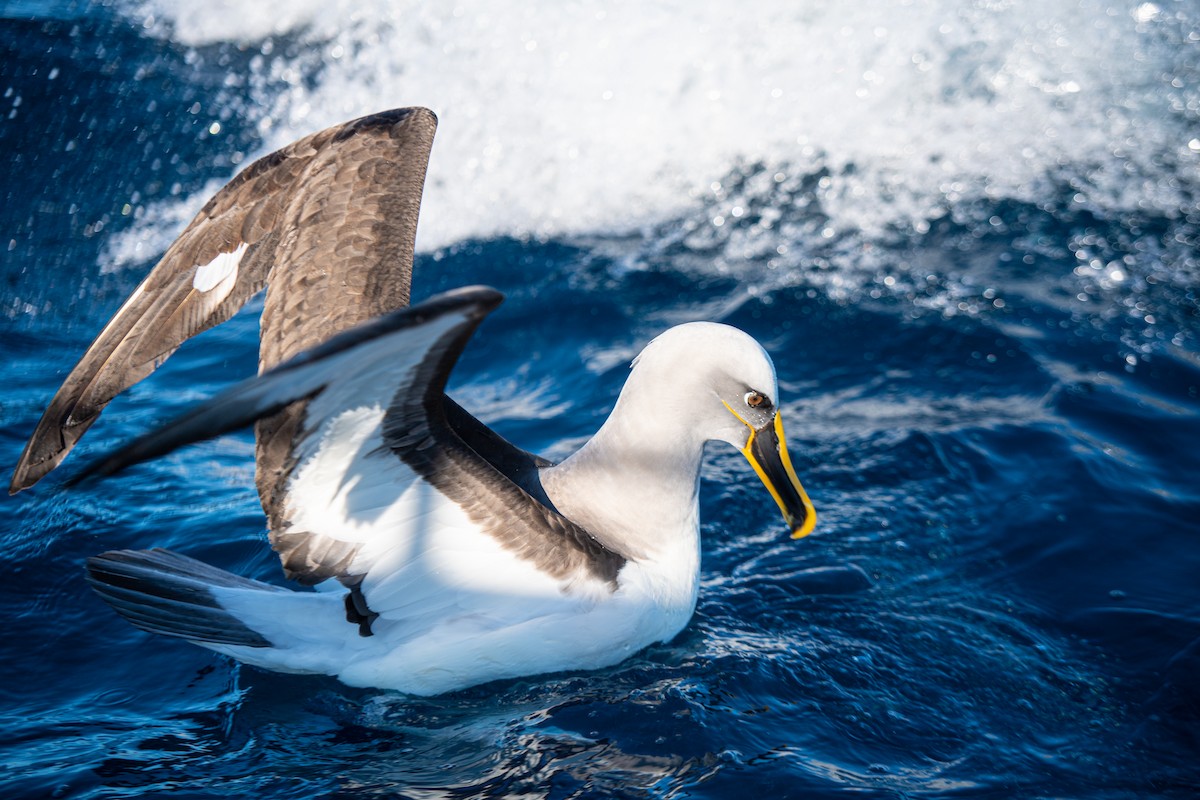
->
744;391;769;409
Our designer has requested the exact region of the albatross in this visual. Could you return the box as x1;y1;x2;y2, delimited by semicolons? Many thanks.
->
10;107;816;695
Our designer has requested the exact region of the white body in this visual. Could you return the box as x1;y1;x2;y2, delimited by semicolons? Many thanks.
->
86;307;791;696
206;321;771;694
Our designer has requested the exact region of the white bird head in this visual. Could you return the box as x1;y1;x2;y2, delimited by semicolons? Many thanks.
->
622;321;817;538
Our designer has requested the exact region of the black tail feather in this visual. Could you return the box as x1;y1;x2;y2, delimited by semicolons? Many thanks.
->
86;549;282;648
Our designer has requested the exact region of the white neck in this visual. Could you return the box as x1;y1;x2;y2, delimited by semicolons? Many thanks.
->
540;375;709;566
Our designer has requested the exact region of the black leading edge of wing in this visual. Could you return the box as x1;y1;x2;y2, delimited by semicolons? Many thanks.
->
66;286;504;487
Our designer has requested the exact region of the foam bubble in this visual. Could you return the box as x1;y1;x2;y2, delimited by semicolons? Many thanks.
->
114;0;1197;263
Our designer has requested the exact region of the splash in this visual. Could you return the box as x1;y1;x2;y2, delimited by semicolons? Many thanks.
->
112;0;1198;255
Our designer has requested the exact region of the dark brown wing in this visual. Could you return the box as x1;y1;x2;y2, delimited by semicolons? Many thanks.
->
10;107;437;495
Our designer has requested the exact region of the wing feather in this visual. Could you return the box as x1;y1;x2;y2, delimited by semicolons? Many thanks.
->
10;107;437;494
66;287;626;602
67;288;499;488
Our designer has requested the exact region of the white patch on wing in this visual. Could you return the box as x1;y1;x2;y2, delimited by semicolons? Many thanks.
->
278;309;479;550
298;313;459;441
286;404;398;544
192;242;247;293
286;400;573;608
362;480;571;610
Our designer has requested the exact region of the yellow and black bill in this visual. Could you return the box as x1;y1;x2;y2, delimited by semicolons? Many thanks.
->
741;413;817;539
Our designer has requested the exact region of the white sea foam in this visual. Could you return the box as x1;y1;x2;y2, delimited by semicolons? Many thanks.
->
110;0;1198;267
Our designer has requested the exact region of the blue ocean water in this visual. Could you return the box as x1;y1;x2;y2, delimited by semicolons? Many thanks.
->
2;1;1199;797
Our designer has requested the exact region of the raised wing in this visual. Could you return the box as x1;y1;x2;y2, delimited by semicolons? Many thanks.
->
69;288;626;604
10;107;437;494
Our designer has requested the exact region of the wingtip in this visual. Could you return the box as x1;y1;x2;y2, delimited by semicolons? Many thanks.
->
397;105;438;127
10;461;73;496
457;284;505;312
9;455;48;496
334;106;439;143
403;285;504;321
438;285;506;324
413;106;438;126
7;473;34;496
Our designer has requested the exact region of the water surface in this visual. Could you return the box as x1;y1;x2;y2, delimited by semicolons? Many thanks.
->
2;2;1198;797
